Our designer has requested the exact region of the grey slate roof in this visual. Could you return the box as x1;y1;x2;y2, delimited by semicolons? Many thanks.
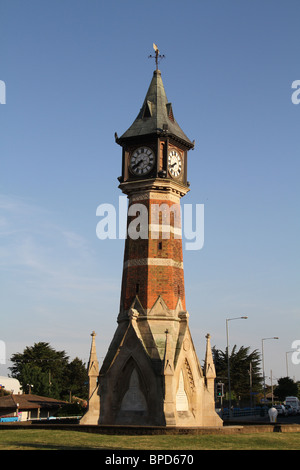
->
119;70;194;148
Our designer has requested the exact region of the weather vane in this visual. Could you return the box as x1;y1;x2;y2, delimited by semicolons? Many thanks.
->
148;43;165;70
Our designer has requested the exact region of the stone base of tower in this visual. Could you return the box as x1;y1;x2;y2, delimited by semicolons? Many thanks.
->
80;297;222;428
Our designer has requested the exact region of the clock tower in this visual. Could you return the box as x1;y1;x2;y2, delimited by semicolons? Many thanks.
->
81;61;222;427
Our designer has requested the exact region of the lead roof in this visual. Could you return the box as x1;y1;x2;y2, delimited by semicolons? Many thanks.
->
118;70;194;149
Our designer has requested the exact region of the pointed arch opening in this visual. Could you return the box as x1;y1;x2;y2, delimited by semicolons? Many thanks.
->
114;356;149;424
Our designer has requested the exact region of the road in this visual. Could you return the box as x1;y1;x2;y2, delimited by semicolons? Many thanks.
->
277;414;300;425
223;413;300;425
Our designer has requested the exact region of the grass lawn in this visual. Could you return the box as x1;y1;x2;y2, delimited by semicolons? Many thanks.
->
0;429;299;450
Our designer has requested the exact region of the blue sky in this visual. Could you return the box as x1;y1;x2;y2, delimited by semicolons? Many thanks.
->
1;0;299;385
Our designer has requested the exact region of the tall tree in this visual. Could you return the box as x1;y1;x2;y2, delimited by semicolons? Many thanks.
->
9;342;87;400
61;357;88;400
274;377;298;401
212;345;262;404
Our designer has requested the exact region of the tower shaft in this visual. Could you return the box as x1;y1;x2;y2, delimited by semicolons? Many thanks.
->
119;183;187;319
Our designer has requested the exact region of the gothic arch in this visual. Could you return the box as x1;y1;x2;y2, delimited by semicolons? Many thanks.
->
113;355;150;423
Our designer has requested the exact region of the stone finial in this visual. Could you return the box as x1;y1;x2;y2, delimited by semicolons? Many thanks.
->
204;333;216;380
163;328;174;376
87;330;99;377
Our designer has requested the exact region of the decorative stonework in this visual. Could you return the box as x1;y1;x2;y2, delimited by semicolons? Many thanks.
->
176;371;189;411
184;358;195;392
124;258;184;269
130;191;181;204
121;178;190;200
81;293;222;427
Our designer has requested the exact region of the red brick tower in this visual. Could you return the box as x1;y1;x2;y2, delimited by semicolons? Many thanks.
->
81;61;222;428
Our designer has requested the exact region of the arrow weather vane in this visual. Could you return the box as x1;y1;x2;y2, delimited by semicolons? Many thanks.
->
149;43;165;70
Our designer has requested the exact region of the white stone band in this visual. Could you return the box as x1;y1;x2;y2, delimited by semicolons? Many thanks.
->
148;224;182;238
124;258;184;269
129;191;181;204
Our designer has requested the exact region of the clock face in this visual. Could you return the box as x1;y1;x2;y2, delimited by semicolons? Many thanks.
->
168;149;182;177
130;147;155;176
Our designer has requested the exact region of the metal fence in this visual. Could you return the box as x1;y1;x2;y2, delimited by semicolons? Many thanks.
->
219;407;268;418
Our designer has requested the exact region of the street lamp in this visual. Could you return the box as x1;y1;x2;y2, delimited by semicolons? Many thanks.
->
285;351;294;377
226;316;248;416
261;337;279;402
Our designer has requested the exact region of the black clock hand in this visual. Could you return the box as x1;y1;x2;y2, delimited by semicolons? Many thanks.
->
132;158;143;169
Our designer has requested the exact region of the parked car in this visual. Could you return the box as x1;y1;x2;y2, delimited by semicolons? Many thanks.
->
285;396;300;414
284;404;295;415
273;404;288;416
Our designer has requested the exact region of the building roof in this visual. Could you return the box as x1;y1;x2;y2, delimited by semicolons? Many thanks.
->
0;394;67;411
118;70;194;149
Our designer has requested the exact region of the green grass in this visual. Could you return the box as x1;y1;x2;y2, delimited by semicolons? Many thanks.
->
0;429;299;450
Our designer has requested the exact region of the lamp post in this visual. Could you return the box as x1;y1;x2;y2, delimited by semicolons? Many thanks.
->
261;337;279;402
285;351;293;377
226;316;248;416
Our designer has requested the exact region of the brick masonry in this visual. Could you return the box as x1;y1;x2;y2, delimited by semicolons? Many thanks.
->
120;196;186;312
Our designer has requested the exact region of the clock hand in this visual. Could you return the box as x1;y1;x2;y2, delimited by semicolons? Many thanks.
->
132;158;143;169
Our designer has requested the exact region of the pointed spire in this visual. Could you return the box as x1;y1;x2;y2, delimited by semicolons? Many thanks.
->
204;333;216;379
118;70;194;149
163;329;174;376
87;331;99;377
